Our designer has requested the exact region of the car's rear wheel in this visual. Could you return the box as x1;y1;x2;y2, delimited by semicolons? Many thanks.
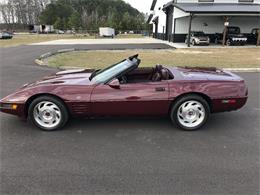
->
192;40;196;46
28;96;69;131
170;95;210;131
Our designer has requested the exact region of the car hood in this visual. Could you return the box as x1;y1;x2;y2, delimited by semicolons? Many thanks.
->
170;67;243;81
21;69;94;89
230;34;247;38
196;36;209;39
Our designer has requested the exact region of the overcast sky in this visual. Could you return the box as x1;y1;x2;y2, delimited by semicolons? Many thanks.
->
0;0;152;12
0;0;152;14
124;0;152;14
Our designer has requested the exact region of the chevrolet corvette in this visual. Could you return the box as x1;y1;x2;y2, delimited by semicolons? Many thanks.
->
0;54;248;131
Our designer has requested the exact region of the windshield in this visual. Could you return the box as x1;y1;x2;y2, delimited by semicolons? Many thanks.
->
228;27;240;34
193;32;205;36
91;59;135;84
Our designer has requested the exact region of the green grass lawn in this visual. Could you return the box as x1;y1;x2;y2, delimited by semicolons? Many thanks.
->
0;34;96;48
46;48;260;69
0;33;145;47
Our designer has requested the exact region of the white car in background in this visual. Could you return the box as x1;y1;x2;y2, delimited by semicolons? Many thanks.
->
185;31;210;46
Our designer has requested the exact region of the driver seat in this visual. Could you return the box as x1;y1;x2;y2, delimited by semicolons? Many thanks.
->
161;68;169;80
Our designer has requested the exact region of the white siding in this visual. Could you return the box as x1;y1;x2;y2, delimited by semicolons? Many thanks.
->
151;0;260;34
174;15;260;34
172;8;190;33
157;8;167;33
150;0;169;33
173;7;190;19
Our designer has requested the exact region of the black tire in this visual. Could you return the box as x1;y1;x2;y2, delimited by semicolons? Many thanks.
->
192;40;196;46
226;39;231;46
28;96;69;131
170;95;210;131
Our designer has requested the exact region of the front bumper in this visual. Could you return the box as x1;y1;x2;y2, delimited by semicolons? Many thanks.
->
195;40;210;45
231;38;247;45
0;102;25;117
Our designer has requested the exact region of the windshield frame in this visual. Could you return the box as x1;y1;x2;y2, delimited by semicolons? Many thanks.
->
91;57;139;84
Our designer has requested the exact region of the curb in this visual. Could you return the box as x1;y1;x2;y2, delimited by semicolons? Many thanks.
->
57;48;75;53
35;48;78;66
35;59;45;66
38;48;77;60
223;68;260;72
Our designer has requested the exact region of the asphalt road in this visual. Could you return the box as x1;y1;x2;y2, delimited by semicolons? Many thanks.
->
0;44;259;195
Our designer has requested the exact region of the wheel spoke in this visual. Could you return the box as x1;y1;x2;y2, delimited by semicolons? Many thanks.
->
33;101;62;129
177;100;206;128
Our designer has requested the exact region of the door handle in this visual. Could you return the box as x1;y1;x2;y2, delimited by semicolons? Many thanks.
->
155;87;166;92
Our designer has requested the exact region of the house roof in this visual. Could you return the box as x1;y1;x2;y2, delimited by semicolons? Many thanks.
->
152;16;159;23
146;0;158;23
150;0;157;11
163;1;173;11
164;3;260;14
146;14;154;23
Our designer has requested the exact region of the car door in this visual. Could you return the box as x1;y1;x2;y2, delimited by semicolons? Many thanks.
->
90;80;170;116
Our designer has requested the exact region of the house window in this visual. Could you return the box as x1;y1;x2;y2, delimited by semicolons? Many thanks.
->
198;0;214;2
239;0;254;2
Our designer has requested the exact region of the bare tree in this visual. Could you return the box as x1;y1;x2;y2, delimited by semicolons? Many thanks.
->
0;0;50;26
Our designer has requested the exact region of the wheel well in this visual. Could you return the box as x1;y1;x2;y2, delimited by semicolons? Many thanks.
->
24;93;69;118
170;92;213;113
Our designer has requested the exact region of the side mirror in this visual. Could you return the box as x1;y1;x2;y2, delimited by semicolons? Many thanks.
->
108;79;120;89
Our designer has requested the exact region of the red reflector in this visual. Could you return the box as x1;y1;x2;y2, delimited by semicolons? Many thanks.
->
229;99;237;104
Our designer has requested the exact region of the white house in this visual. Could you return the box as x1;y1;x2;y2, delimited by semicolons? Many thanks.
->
147;0;170;39
148;0;260;44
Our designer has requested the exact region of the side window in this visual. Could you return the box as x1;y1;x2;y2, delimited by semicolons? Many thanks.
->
238;0;253;2
198;0;214;2
119;67;173;84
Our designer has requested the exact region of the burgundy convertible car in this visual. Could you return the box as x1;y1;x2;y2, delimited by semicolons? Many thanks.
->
0;55;248;131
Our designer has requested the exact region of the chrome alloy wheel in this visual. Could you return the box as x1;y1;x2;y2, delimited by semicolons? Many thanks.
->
33;101;62;129
177;100;205;128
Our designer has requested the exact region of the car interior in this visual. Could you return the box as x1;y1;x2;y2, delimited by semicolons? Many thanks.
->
118;64;174;84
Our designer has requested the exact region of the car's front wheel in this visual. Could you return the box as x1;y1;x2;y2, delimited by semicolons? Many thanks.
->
170;95;210;131
28;96;69;131
226;39;231;46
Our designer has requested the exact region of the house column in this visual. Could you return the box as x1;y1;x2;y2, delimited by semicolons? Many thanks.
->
222;17;229;47
164;5;174;42
152;17;159;39
187;14;193;47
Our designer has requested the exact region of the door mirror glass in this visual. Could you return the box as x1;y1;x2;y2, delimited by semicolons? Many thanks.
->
108;79;120;89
